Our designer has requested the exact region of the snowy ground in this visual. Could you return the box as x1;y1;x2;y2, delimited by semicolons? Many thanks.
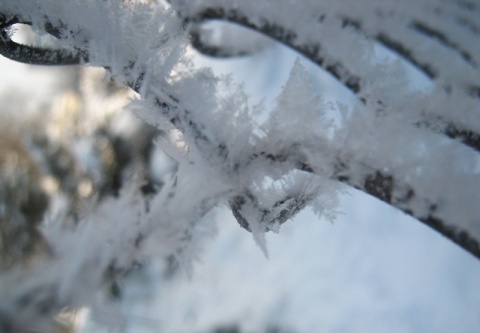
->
1;36;479;333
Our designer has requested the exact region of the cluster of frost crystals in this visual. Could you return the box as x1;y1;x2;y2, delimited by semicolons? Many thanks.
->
0;0;346;325
0;1;210;330
267;59;335;140
1;0;479;330
0;154;231;332
212;60;343;254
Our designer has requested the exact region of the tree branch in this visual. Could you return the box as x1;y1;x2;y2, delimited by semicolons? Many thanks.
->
189;24;256;58
234;144;480;260
0;15;84;66
182;5;480;153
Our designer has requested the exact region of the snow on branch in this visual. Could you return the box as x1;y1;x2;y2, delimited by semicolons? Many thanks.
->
0;0;479;330
0;15;84;65
177;0;480;152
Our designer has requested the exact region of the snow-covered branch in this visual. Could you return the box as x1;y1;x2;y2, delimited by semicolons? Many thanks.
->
0;0;479;330
176;0;480;152
0;14;84;65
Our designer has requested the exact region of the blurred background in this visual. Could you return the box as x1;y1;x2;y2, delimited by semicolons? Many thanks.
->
0;21;479;333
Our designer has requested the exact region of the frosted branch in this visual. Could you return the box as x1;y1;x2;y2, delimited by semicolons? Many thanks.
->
0;15;85;66
179;3;480;152
0;1;479;329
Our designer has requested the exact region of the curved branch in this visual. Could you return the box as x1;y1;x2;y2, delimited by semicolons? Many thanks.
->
189;24;257;58
3;4;477;151
184;7;363;93
340;15;480;97
0;15;84;66
411;20;477;68
183;6;480;153
234;145;480;260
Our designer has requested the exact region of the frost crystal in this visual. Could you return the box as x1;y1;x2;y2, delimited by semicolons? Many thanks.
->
0;0;479;331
